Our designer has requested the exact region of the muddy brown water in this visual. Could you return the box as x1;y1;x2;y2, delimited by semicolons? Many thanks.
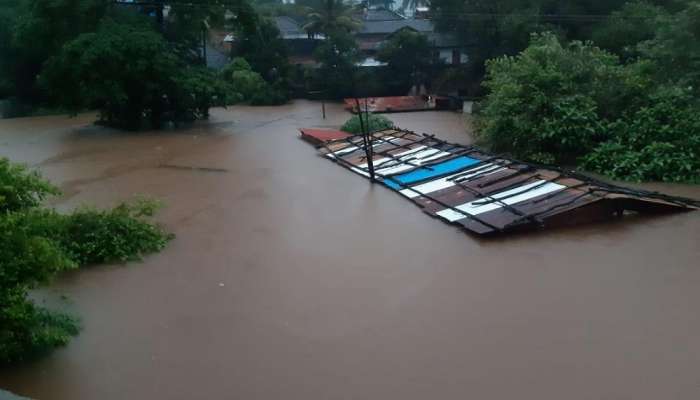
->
1;101;699;400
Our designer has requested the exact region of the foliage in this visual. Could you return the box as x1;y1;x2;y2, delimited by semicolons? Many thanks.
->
220;57;288;105
478;32;700;183
0;1;18;99
0;158;172;364
582;88;700;182
591;1;668;60
0;158;59;212
249;83;289;105
302;0;360;36
0;289;79;364
8;0;108;103
41;19;228;129
479;33;630;162
2;0;257;118
164;0;257;64
376;29;433;89
170;66;234;120
222;58;267;98
314;30;360;98
22;200;173;266
234;17;291;83
341;113;393;134
637;1;700;91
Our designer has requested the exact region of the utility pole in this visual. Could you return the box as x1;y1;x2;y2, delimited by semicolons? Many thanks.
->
353;97;375;182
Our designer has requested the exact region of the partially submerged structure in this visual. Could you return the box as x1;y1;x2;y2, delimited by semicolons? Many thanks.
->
344;96;456;113
303;127;699;235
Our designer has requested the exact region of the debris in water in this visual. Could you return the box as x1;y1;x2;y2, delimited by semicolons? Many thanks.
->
309;128;700;235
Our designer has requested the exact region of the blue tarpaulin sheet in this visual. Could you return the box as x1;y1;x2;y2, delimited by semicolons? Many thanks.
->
383;156;480;190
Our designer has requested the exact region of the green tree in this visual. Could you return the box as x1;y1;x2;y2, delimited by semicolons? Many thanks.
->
376;28;432;89
313;29;360;98
0;1;19;98
161;0;256;63
477;31;700;183
638;1;700;90
478;32;650;163
41;19;228;129
429;0;633;80
302;0;359;36
11;0;108;102
591;1;668;60
234;17;291;83
221;57;267;99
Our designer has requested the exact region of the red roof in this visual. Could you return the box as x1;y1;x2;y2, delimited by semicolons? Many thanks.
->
299;128;352;146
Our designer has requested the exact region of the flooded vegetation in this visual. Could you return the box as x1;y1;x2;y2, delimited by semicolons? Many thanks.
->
1;101;699;399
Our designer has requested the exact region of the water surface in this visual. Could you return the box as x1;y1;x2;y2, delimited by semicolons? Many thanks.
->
1;101;699;400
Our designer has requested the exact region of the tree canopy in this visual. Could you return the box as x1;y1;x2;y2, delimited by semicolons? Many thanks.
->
376;28;432;89
41;19;230;129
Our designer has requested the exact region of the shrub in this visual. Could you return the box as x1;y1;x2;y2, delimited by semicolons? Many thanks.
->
21;199;173;266
477;32;699;183
0;158;59;212
221;57;288;105
582;88;700;182
478;32;644;164
249;84;288;106
0;287;79;364
341;114;393;134
0;210;77;363
0;158;172;364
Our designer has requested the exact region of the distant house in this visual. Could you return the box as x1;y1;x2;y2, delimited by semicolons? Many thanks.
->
356;9;467;66
273;16;325;66
275;16;312;40
223;9;467;68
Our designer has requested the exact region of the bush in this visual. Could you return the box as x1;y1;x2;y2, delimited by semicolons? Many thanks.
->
0;287;79;364
249;84;289;106
0;158;172;364
341;114;393;134
0;158;59;212
221;57;288;106
582;88;700;182
478;32;646;163
477;32;700;183
22;200;173;266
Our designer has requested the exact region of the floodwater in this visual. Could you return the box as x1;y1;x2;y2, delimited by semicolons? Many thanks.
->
1;100;699;400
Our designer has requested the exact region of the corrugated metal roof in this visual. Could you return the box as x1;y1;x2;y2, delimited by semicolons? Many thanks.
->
314;128;700;235
359;19;434;34
299;128;352;146
274;16;304;36
344;96;454;113
362;9;406;21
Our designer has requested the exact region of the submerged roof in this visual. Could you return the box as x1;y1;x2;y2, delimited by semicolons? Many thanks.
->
313;128;699;235
344;96;453;113
299;128;351;146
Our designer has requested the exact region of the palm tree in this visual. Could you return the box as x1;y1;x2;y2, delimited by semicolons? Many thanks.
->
302;0;361;37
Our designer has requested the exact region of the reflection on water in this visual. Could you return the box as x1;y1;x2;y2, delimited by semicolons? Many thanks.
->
0;101;699;400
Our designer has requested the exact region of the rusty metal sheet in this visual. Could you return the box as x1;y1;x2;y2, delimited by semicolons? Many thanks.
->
344;96;453;114
313;127;700;235
299;128;352;146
